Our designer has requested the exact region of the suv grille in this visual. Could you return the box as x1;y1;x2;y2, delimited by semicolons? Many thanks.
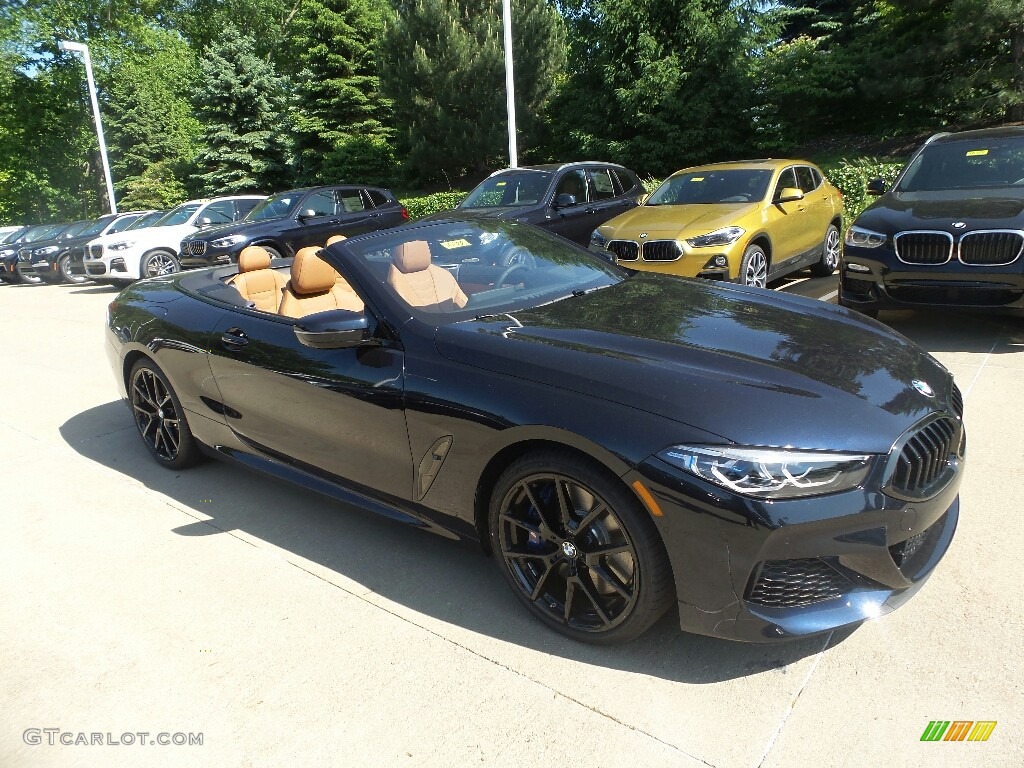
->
642;240;683;261
958;231;1023;265
186;241;207;256
17;248;32;262
607;240;639;261
88;244;103;259
950;383;963;419
746;558;852;608
894;232;953;265
888;416;959;499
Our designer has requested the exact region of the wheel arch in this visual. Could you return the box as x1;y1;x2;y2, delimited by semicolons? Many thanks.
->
748;233;772;267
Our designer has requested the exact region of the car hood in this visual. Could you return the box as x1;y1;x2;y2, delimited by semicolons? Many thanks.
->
857;188;1024;233
182;217;285;243
97;223;195;247
434;275;952;453
597;203;759;239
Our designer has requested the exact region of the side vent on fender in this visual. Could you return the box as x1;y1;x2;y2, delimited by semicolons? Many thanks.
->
416;436;453;500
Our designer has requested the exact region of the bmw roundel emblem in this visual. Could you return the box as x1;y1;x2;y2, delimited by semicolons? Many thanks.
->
639;232;648;239
912;379;935;397
952;221;967;229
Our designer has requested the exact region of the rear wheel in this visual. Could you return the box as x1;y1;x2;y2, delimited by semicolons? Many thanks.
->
811;224;841;277
259;245;283;261
739;244;768;288
140;250;180;279
488;450;674;644
58;253;88;284
129;359;203;469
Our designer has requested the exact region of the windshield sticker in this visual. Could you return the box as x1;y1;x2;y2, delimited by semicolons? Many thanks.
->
439;238;471;249
965;149;989;157
690;177;705;182
495;181;506;186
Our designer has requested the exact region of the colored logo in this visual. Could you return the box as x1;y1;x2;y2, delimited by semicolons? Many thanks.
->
951;221;967;229
920;721;996;742
912;379;935;397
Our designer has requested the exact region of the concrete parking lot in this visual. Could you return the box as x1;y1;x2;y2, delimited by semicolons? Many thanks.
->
1;276;1021;768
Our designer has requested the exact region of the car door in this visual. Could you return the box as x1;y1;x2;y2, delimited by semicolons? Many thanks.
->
285;189;344;250
794;165;834;259
586;167;636;230
207;306;411;495
539;169;595;245
764;167;806;272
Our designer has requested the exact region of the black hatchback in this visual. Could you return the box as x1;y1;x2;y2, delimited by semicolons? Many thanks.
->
178;185;409;268
422;162;646;248
840;127;1024;316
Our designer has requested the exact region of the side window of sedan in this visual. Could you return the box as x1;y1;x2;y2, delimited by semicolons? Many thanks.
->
795;166;819;193
554;170;589;204
589;169;617;200
203;201;237;225
338;189;368;213
773;168;799;200
304;190;337;217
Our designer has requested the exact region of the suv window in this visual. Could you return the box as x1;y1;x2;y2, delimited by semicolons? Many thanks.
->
202;200;237;225
235;199;260;218
555;170;589;203
304;190;337;217
108;215;142;234
811;167;823;187
795;166;819;192
367;190;392;208
773;168;799;199
589;169;617;201
338;189;367;213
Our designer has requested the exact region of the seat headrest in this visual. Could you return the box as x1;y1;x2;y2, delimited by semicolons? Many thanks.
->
291;246;337;295
393;240;431;274
325;235;347;246
238;245;271;272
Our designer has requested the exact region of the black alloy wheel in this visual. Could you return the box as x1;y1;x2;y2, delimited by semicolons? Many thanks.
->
141;250;180;278
129;360;202;469
58;252;88;284
489;451;673;644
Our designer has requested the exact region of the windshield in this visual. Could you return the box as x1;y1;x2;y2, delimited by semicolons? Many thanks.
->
246;192;302;221
79;215;118;237
108;214;143;233
460;172;553;209
24;224;63;242
646;169;773;205
1;228;25;244
897;137;1024;192
59;221;92;238
155;203;201;226
340;220;623;322
124;211;165;231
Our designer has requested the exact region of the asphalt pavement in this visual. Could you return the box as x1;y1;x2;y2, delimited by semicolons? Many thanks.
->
1;276;1021;768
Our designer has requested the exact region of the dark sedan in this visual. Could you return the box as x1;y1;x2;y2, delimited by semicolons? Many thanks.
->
841;126;1024;316
422;162;646;250
107;219;963;644
178;185;408;268
0;223;69;283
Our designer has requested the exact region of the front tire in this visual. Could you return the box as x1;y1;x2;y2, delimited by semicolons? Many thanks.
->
14;261;42;285
738;244;768;288
140;250;180;279
58;253;88;284
129;359;203;469
811;224;841;277
488;450;674;644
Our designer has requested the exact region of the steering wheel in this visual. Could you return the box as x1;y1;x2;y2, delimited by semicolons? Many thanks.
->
496;262;528;287
499;245;537;268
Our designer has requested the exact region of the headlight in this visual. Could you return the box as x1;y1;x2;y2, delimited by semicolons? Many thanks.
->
0;249;14;257
686;226;745;248
35;245;59;256
211;234;246;248
109;241;135;251
478;232;499;245
845;226;886;248
659;444;873;499
590;229;608;248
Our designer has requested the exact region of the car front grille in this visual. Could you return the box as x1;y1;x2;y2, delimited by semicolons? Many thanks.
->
18;248;32;262
641;240;683;262
887;416;959;500
950;383;964;419
607;240;639;261
894;232;953;264
746;558;852;608
186;241;207;256
88;244;103;259
958;230;1024;265
85;262;107;275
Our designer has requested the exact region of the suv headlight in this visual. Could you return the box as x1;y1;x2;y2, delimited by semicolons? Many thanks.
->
0;248;15;258
845;226;886;248
211;234;246;248
659;445;874;499
35;245;59;256
686;226;745;248
590;229;608;248
109;240;135;251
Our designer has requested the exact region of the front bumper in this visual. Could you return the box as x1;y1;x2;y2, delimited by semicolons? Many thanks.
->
178;242;237;269
589;242;736;281
85;256;130;279
840;249;1024;313
626;449;961;643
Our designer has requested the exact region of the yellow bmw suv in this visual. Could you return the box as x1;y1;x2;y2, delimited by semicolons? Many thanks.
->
590;160;843;287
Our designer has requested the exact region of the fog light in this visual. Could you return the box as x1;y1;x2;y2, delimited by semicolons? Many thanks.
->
846;262;871;273
703;255;728;269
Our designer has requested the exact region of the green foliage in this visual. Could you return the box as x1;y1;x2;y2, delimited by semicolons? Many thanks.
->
401;190;467;220
821;157;904;225
321;134;398;187
191;23;293;195
380;0;566;183
117;160;189;210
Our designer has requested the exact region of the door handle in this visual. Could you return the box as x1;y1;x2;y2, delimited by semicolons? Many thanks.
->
585;208;597;214
220;328;249;350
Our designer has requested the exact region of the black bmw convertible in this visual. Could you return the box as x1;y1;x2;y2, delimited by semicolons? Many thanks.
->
106;218;964;644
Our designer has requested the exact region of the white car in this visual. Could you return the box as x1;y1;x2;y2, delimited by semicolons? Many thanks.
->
83;196;264;282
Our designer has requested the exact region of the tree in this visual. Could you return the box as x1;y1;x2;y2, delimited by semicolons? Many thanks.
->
380;0;566;183
191;23;293;194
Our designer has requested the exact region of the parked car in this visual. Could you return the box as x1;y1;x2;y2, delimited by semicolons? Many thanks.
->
590;160;843;287
107;217;962;645
84;197;263;282
35;210;160;284
421;162;646;250
178;185;408;268
0;225;23;240
0;223;71;284
840;126;1024;316
14;219;95;284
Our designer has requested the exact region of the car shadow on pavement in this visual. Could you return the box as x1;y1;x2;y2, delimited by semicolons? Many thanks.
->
67;284;122;295
877;309;1023;354
61;401;843;685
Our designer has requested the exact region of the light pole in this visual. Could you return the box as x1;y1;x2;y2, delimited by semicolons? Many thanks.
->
58;40;117;214
500;0;518;168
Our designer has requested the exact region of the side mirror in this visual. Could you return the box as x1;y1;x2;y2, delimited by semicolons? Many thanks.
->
776;187;805;204
866;178;887;196
294;309;372;349
297;209;319;221
196;217;213;227
554;193;577;209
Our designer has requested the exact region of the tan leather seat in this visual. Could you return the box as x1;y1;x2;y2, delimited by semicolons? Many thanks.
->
386;240;468;311
325;235;347;246
279;246;364;318
230;245;287;313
